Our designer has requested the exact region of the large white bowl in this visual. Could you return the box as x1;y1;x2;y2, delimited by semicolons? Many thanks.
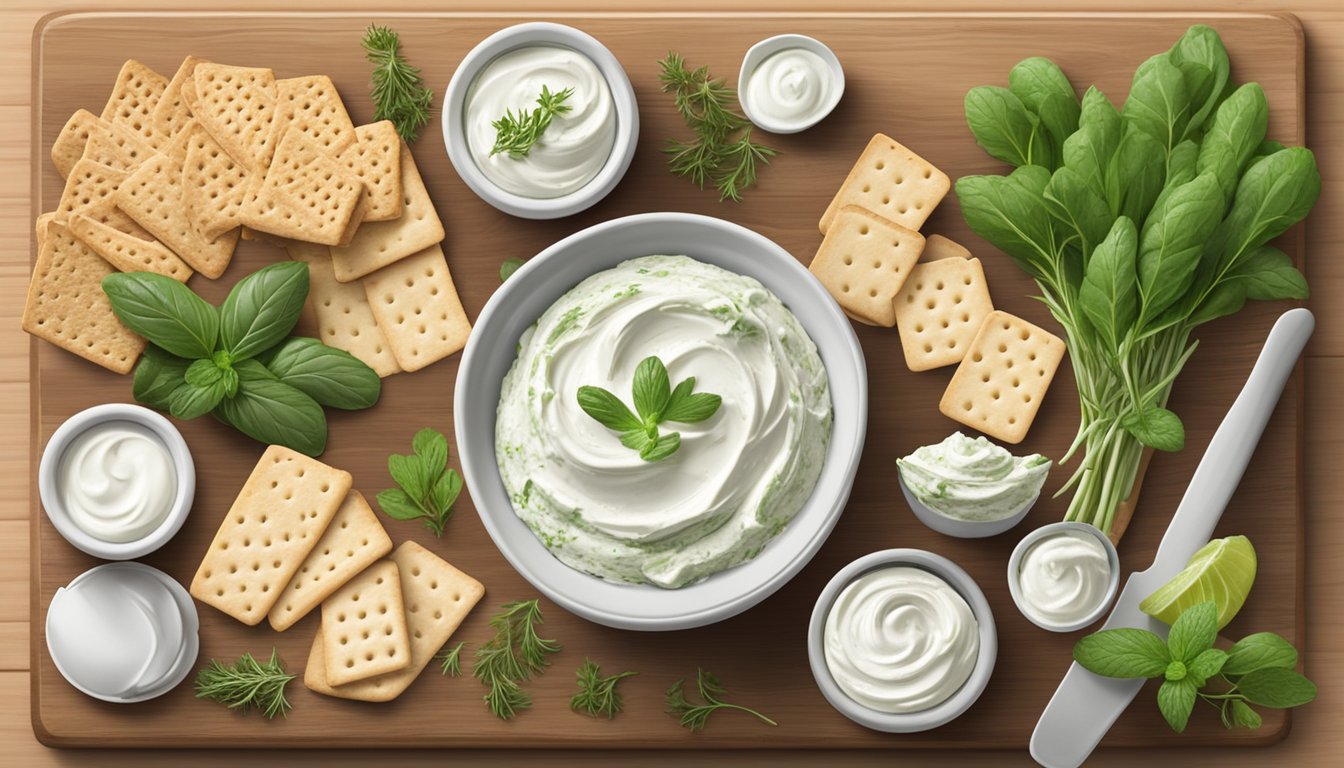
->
454;213;867;630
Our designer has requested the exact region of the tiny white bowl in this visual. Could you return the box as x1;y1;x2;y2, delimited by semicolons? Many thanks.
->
38;403;195;560
808;549;997;733
898;472;1037;539
737;34;845;135
1007;521;1121;633
443;22;639;219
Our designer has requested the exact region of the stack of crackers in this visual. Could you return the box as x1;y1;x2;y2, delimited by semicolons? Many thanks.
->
24;57;471;378
190;445;484;702
809;133;1066;444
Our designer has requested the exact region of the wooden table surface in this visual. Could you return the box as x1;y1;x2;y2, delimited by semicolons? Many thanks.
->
3;2;1340;765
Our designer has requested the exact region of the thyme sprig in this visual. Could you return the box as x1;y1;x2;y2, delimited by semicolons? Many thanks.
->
491;85;574;158
194;649;295;719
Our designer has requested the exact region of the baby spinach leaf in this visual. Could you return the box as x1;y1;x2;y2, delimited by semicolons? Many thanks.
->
1137;173;1225;327
1044;166;1112;261
262;337;381;410
1186;279;1247;328
219;261;309;361
1105;128;1166;227
1073;628;1170;678
132;345;193;411
1122;55;1191;155
1167;24;1231;139
1196;83;1268;202
1009;57;1079;152
1232;247;1308;302
1063;86;1122;196
215;361;327;457
1158;678;1198;733
955;166;1057;279
102;272;219;360
1121;407;1185;452
1218;147;1321;268
1079;217;1139;351
1223;632;1299;676
1235;668;1318;709
964;86;1040;168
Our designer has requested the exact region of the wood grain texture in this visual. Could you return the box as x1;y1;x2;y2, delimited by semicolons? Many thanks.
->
2;2;1342;766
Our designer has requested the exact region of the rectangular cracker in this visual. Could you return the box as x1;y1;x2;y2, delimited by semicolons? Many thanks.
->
69;213;192;283
51;109;154;179
189;445;352;625
100;59;168;145
894;257;994;371
819;133;950;234
362;243;471;372
268;75;357;157
152;55;209;146
267;490;392;632
337;122;403;222
182;123;249;242
35;212;55;251
239;125;368;246
329;144;443;282
301;252;402;377
321;560;411;685
192;63;278;171
55;158;151;240
21;220;145;374
921;233;972;263
809;205;925;327
305;541;484;702
939;310;1067;444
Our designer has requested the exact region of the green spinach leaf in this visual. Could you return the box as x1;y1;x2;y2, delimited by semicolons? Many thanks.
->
1137;173;1225;327
1167;24;1231;139
1079;217;1139;351
1009;56;1079;152
1196;83;1268;202
964;86;1040;168
1122;55;1191;155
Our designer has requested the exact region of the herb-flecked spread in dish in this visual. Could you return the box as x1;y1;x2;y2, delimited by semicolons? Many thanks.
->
897;432;1050;522
495;255;832;588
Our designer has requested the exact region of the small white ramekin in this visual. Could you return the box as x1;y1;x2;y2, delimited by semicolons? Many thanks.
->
1007;521;1121;633
442;22;639;219
38;403;195;560
898;471;1037;539
737;34;845;135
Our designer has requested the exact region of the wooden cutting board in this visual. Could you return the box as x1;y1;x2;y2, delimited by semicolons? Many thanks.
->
30;11;1306;749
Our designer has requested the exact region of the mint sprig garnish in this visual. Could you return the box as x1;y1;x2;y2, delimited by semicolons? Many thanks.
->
577;356;721;462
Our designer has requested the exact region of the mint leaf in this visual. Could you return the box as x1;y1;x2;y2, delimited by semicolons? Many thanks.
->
1157;678;1198;733
640;432;681;462
631;356;671;424
413;427;449;473
1228;700;1263;729
1236;667;1317;708
1222;632;1298;676
1167;601;1217;662
1073;628;1170;678
500;258;525;282
378;427;463;537
577;386;643;432
663;391;722;424
1121;406;1186;452
620;429;652;452
1185;648;1228;686
429;468;463;513
376;488;424;521
388;453;432;502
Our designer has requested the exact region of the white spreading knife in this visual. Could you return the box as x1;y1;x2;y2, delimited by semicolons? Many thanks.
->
1029;307;1315;768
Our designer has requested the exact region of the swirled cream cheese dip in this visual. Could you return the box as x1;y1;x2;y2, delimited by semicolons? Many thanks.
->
1016;531;1112;627
495;255;832;588
464;45;616;198
56;421;176;543
824;566;980;714
897;432;1050;521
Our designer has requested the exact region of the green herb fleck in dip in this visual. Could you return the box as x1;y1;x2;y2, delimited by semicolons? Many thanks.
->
897;432;1050;522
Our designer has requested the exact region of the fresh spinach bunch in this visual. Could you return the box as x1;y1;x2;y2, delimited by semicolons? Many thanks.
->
1074;601;1315;733
102;262;381;456
957;25;1319;533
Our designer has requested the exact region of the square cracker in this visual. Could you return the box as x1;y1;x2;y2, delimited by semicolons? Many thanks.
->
69;213;192;283
268;490;392;631
362;243;471;372
21;220;145;374
300;252;402;377
152;56;209;146
337;122;403;222
894;257;994;371
190;445;352;625
268;75;357;158
921;233;972;263
321;560;411;686
809;205;925;327
819;133;950;234
239;125;368;247
100;59;169;144
329;143;443;282
56;158;152;240
939;310;1066;444
35;212;55;251
51;109;154;179
192;63;278;171
305;541;484;702
182;124;249;242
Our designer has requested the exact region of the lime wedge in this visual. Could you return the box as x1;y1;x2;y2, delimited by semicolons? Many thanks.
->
1140;535;1257;630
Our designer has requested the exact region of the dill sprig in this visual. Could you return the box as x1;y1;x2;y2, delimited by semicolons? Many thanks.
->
491;85;574;158
361;25;435;143
194;649;295;719
665;668;778;731
437;641;465;677
570;658;637;719
471;599;561;719
658;52;778;202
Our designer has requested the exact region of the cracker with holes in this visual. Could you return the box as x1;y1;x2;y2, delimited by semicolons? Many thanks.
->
69;213;192;283
189;445;352;626
56;158;152;240
819;133;950;234
337;121;403;222
921;233;972;263
152;55;209;146
940;310;1067;444
809;205;925;327
52;109;154;179
329;144;443;282
305;541;484;702
100;59;169;145
301;251;402;377
268;75;357;158
21;220;145;374
320;560;411;685
35;212;55;251
192;63;278;171
895;257;994;371
239;126;368;247
182;123;250;242
362;243;471;372
268;490;392;631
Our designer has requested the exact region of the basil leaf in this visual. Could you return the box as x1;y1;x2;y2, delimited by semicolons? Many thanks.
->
955;166;1057;280
631;356;671;423
500;258;525;282
1218;147;1321;267
1079;217;1139;351
389;453;433;502
1223;632;1299;676
102;272;218;359
1120;407;1185;452
219;261;309;361
1062;86;1122;197
1167;24;1231;139
261;336;381;409
1136;173;1225;327
1157;678;1198;733
1122;55;1190;155
185;358;225;388
1185;648;1228;687
429;469;463;513
132;345;192;411
1044;166;1112;261
663;392;722;424
1229;700;1263;729
639;432;681;462
376;487;426;521
412;427;449;474
1231;247;1308;302
1009;56;1079;151
1235;667;1317;709
221;366;240;398
1167;601;1218;662
577;386;642;432
620;429;652;452
1196;83;1268;202
169;377;227;420
215;362;327;456
1073;628;1170;678
964;86;1039;168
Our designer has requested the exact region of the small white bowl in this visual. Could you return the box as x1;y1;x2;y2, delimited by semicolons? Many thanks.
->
1007;521;1121;633
807;549;997;733
443;22;639;219
737;34;845;134
898;472;1036;538
38;403;195;560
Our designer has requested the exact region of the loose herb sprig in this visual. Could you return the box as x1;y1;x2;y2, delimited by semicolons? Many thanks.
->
195;649;295;719
472;599;561;720
438;641;465;677
578;356;721;462
665;668;777;731
499;257;525;282
491;85;573;158
361;25;435;142
376;427;464;536
658;53;777;201
1074;601;1316;732
570;659;637;719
